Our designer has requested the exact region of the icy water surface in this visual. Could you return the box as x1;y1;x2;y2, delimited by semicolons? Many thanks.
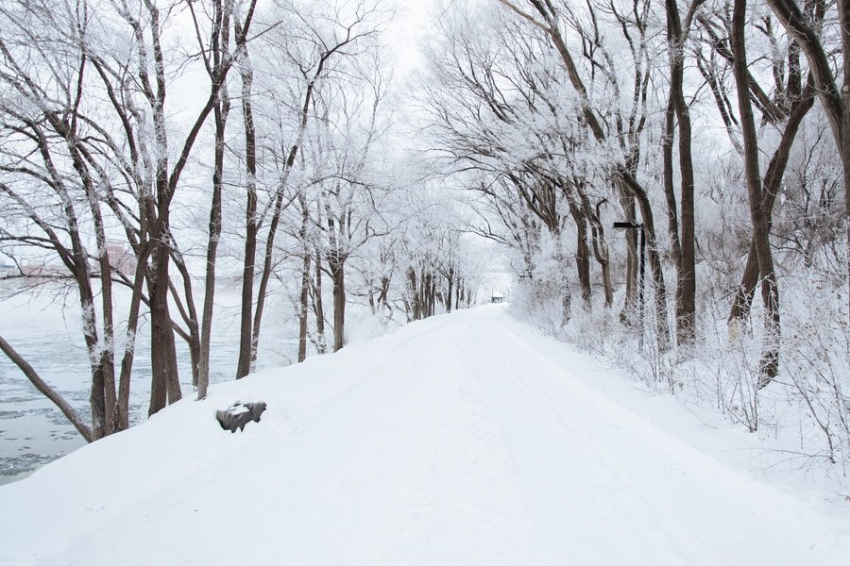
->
0;291;296;485
0;298;91;484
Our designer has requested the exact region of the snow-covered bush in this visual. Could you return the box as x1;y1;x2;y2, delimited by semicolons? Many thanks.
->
780;283;850;465
511;278;570;338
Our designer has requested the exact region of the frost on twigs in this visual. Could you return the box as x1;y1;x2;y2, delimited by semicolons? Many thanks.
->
216;402;267;433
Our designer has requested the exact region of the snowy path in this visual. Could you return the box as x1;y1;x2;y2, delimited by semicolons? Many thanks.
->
1;305;849;565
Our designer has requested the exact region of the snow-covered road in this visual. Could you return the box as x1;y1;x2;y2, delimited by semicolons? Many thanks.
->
1;305;849;565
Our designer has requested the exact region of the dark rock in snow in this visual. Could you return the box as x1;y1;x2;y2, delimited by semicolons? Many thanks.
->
216;402;267;433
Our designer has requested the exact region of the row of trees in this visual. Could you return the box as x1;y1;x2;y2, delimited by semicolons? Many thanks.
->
419;0;846;388
5;0;844;459
0;0;482;443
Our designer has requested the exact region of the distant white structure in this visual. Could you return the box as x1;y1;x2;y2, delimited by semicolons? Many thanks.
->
477;270;512;305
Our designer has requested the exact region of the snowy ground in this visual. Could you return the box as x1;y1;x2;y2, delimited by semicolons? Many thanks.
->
1;305;849;565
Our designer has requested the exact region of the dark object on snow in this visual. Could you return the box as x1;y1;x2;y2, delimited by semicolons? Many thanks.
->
216;401;267;433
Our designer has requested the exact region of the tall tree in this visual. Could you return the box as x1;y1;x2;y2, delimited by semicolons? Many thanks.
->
664;0;704;346
763;0;850;325
235;0;383;376
730;0;780;385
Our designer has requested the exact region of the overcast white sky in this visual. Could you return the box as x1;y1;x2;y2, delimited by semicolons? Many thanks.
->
384;0;439;79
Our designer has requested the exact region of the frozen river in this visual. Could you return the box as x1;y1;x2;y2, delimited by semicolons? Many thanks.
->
0;288;296;484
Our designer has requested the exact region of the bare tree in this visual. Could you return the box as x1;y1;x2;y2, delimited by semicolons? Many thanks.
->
0;0;258;437
235;0;384;376
762;0;850;325
193;0;235;400
493;0;671;349
730;0;781;385
663;0;704;346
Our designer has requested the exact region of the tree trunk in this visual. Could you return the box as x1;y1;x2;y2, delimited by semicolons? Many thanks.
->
378;275;391;313
728;82;815;335
198;98;229;398
617;169;672;351
298;194;311;363
251;189;287;369
331;259;346;351
731;0;780;386
313;248;327;354
407;267;420;320
619;190;639;321
569;203;592;309
728;240;759;338
118;263;146;429
197;0;231;401
0;336;93;442
298;251;312;362
78;279;107;439
235;26;258;380
582;195;614;308
662;94;683;269
169;255;201;390
666;0;697;347
763;0;850;331
148;243;181;415
446;267;454;313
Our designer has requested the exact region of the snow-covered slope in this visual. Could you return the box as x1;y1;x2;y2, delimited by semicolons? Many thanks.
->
1;305;849;565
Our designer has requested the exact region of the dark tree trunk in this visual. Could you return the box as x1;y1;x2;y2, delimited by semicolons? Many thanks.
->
665;0;697;346
581;195;614;308
169;255;201;390
619;190;639;321
79;277;107;439
148;243;181;415
378;276;391;313
764;0;850;333
251;189;289;368
617;170;672;352
331;258;346;352
235;24;258;380
728;241;759;336
729;83;815;334
446;267;454;313
118;262;147;429
731;0;780;386
198;2;231;399
662;94;683;269
298;194;311;363
569;203;592;308
407;267;420;320
313;248;327;354
198;99;228;398
298;252;312;362
236;213;257;379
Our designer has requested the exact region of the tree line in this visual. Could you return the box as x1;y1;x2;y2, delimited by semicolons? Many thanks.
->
420;0;845;374
0;0;482;442
418;0;848;454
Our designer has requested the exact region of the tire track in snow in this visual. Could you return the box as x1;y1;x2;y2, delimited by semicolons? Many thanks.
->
463;306;850;565
468;313;694;562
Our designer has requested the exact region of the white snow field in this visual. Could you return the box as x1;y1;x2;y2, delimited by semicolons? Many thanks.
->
1;305;849;565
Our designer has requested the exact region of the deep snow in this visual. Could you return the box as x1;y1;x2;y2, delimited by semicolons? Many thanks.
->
1;305;849;565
